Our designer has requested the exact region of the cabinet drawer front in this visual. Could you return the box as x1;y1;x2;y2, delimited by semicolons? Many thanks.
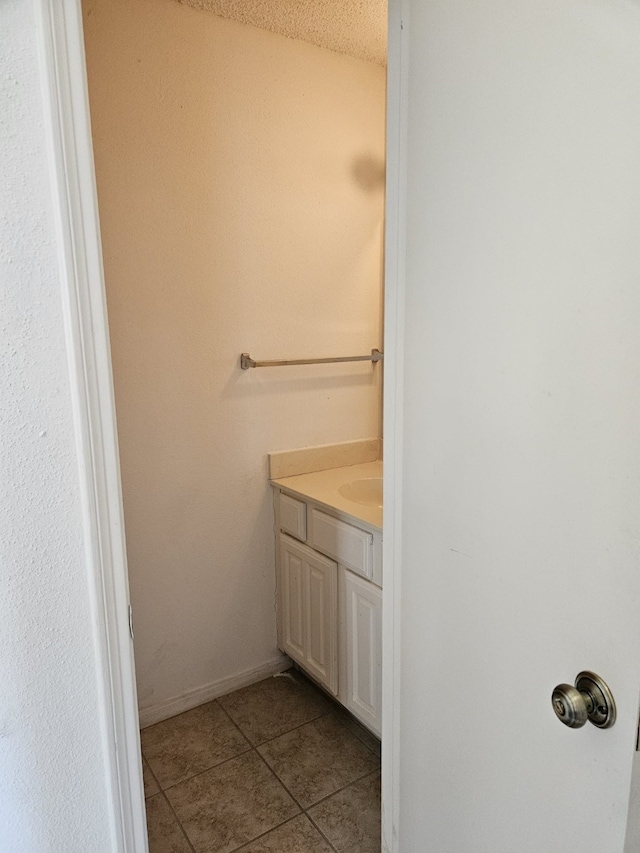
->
279;492;307;541
310;509;373;579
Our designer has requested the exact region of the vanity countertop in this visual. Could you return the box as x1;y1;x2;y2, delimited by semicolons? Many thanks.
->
271;460;382;530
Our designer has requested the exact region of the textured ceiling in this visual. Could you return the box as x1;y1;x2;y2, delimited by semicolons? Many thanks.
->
176;0;387;66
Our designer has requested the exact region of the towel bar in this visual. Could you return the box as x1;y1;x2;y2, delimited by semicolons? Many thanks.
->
240;348;383;370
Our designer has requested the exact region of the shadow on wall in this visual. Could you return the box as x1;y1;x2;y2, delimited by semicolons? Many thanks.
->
352;154;386;192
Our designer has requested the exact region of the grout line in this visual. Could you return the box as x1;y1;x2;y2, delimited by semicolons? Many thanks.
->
140;701;200;733
305;817;340;853
225;815;310;853
210;696;332;757
141;754;196;853
255;741;379;815
213;697;257;747
254;734;379;851
251;709;334;748
156;745;290;853
305;768;382;853
159;742;254;794
306;766;381;813
252;744;306;812
149;698;254;792
216;673;335;748
213;698;312;809
159;787;197;853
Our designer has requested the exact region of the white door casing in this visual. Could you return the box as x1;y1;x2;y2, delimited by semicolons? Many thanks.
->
34;0;147;851
387;1;640;851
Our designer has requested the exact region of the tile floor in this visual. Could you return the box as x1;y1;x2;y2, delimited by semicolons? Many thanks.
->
141;669;381;853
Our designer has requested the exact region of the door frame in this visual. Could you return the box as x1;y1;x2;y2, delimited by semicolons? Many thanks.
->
37;0;406;850
35;0;149;849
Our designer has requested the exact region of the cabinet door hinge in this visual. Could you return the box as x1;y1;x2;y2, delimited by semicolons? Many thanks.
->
128;604;134;640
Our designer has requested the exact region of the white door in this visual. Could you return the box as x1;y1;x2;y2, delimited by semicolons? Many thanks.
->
388;0;640;850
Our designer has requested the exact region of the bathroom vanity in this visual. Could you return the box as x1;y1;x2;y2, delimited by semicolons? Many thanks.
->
271;460;382;737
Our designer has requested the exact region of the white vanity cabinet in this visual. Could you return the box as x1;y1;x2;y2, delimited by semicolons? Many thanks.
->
274;487;382;736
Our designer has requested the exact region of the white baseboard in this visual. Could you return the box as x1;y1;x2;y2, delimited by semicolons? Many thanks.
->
138;654;290;728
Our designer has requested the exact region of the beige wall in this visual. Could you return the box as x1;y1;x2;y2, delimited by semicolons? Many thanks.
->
82;0;385;716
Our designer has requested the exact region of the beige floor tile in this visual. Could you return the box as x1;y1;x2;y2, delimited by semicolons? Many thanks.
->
257;714;379;809
308;771;381;853
233;814;334;852
166;750;300;853
218;671;333;746
143;756;160;798
145;794;193;853
141;701;249;789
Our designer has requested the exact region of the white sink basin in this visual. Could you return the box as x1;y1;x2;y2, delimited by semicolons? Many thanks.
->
338;477;383;508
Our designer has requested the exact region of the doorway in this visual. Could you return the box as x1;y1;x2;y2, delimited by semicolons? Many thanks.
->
78;0;392;850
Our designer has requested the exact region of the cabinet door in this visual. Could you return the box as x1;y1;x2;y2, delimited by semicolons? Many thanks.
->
279;536;306;664
278;534;338;695
340;568;382;737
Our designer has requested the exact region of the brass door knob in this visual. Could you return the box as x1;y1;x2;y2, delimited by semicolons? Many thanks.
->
551;671;616;729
